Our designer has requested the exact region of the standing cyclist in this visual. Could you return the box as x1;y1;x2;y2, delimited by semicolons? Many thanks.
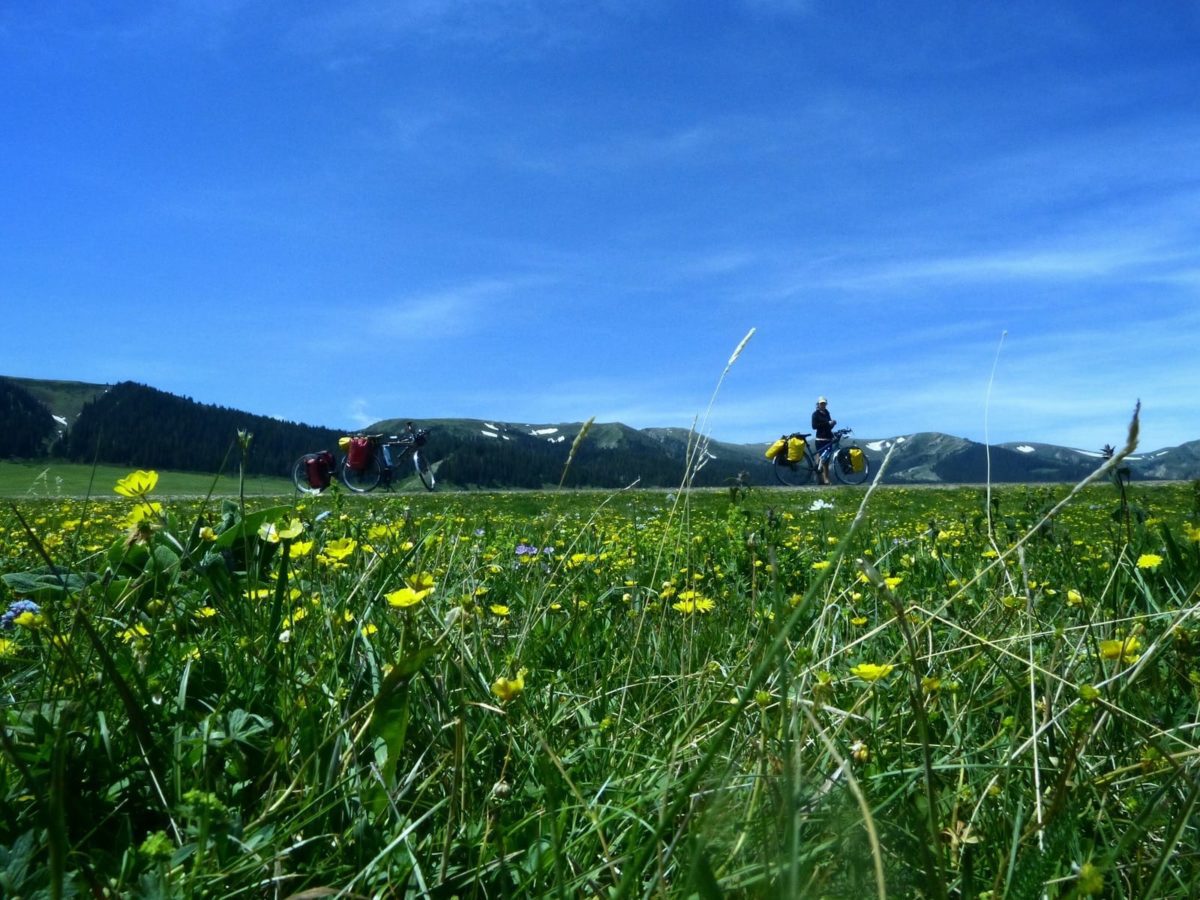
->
812;396;837;484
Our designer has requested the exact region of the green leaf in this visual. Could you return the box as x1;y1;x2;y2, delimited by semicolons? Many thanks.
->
1;567;98;601
212;506;293;549
368;646;436;786
689;837;724;900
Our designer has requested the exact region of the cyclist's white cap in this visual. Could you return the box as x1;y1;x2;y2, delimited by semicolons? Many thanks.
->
817;396;827;404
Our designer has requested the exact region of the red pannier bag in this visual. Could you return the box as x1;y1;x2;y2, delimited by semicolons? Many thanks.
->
346;437;371;472
305;450;335;489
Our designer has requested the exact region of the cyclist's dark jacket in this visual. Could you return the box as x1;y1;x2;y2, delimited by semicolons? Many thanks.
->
812;407;834;442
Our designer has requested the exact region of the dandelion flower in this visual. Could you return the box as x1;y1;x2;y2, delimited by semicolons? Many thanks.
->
1136;553;1163;571
489;604;511;617
850;662;895;682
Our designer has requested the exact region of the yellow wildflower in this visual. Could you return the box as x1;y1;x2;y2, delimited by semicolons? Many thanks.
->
1099;635;1142;664
406;572;436;592
850;662;895;682
121;623;150;643
321;538;357;561
491;668;527;702
386;586;429;609
1136;553;1163;571
671;591;715;614
114;470;158;498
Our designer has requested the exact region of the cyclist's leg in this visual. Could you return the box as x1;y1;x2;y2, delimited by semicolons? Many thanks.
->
816;440;832;483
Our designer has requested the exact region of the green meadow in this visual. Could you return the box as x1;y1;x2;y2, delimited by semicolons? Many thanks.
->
0;461;292;500
2;462;1199;897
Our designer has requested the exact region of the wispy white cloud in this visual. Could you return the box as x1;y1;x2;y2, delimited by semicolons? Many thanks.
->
371;277;542;339
345;397;375;428
374;287;485;337
828;244;1184;291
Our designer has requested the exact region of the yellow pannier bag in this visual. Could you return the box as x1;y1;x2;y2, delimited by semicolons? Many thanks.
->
848;447;865;472
787;435;806;462
765;437;787;460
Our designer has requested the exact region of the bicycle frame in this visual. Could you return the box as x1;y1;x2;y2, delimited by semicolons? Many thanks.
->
772;428;868;486
343;428;434;493
293;424;435;494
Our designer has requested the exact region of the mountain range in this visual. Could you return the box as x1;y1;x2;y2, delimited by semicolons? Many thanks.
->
3;375;1197;487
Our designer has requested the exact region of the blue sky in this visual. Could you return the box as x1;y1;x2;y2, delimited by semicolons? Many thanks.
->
4;1;1198;451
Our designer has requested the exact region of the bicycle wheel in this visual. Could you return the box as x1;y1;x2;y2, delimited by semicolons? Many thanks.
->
292;455;323;495
833;447;870;485
413;449;436;491
341;453;382;493
774;454;815;486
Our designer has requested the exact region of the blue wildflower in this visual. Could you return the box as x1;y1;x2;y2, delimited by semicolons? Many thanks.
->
2;599;41;630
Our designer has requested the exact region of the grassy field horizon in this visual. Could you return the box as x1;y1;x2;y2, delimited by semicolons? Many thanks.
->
0;460;293;499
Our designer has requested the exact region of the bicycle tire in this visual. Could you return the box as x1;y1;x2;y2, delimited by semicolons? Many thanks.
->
341;453;382;493
774;454;815;486
833;447;870;485
413;449;436;491
292;455;324;495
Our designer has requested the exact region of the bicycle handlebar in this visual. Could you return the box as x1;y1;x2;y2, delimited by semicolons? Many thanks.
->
353;424;429;443
788;427;852;440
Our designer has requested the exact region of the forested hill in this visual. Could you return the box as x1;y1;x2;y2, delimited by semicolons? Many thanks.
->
1;378;754;488
0;377;58;458
6;376;1200;486
62;381;345;478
